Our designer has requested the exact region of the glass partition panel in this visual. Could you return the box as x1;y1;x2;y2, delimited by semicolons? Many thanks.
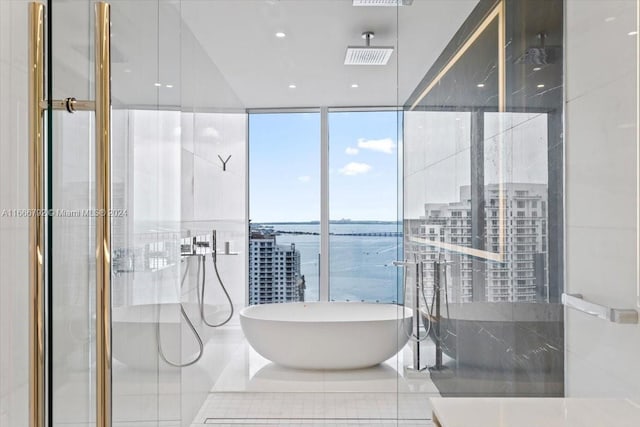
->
49;109;96;426
109;1;184;424
0;2;30;426
402;0;564;404
50;0;186;425
49;0;96;424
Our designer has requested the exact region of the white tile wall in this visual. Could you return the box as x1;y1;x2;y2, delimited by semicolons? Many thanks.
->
565;0;640;398
0;1;30;427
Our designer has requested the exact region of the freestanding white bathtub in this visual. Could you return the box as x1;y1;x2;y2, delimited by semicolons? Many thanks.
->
239;302;412;370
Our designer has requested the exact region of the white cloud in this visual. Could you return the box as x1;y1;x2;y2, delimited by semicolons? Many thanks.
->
345;147;359;155
339;162;372;176
297;175;311;183
357;137;396;154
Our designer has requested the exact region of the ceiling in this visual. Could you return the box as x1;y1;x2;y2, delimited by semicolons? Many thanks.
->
51;0;480;110
180;0;479;109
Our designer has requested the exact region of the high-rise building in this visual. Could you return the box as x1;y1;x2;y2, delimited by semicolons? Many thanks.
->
405;183;548;303
249;228;304;305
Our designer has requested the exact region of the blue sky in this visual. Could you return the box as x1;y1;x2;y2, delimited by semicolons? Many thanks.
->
249;111;399;222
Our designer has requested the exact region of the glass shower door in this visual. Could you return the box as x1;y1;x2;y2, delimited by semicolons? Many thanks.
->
41;1;183;425
46;1;99;424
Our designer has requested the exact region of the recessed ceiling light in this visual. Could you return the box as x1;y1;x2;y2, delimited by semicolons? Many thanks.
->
455;117;461;121
123;68;132;73
288;84;296;89
605;17;616;23
628;31;638;36
154;83;162;87
537;84;545;88
275;32;286;38
165;84;173;88
351;83;359;88
477;83;485;88
533;67;542;71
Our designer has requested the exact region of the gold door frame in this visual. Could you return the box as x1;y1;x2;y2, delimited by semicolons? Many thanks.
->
28;2;112;426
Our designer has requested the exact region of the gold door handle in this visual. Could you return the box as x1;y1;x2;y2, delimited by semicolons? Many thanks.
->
95;3;112;427
28;3;45;427
28;3;112;427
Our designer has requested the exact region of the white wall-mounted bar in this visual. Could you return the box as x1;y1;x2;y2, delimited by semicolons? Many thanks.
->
95;3;112;427
28;3;45;427
562;293;639;324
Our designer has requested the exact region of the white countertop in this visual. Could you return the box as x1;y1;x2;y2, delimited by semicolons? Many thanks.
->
430;398;640;427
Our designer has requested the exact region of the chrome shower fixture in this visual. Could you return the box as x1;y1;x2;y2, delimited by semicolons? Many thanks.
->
516;32;559;65
344;32;394;66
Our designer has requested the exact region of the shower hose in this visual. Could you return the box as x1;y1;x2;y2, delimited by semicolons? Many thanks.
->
156;239;235;367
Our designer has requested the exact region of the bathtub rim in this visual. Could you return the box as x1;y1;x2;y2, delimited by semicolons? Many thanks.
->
239;301;412;324
112;302;220;324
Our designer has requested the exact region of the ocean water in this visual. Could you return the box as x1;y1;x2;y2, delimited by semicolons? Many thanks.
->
256;222;402;303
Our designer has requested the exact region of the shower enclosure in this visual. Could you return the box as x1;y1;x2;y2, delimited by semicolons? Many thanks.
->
2;0;638;426
24;0;249;425
403;0;565;396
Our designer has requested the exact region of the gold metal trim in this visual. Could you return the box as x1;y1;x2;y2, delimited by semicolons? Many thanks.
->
408;0;507;263
28;3;45;427
95;3;112;427
47;99;96;112
497;0;506;261
409;0;505;111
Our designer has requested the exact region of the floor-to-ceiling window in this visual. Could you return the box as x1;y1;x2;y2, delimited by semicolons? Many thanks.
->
328;110;399;302
248;109;400;304
248;112;321;303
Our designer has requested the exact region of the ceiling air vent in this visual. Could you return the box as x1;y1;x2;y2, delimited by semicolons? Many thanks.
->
352;0;413;6
344;32;394;66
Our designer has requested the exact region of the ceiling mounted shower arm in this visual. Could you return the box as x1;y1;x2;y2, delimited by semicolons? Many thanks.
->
362;31;374;47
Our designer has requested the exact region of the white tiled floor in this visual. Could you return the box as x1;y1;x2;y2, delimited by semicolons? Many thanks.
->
192;392;434;426
190;330;440;426
210;332;441;394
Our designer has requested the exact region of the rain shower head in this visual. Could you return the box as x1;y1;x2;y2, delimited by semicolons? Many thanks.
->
516;32;560;65
344;32;394;66
352;0;413;6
